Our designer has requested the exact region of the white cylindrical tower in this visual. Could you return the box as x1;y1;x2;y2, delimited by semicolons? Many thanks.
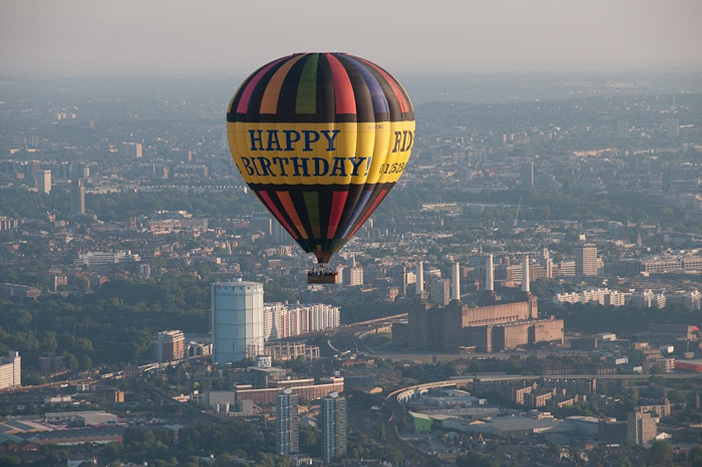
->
485;255;494;291
451;262;460;301
522;254;531;293
416;261;424;294
211;279;265;363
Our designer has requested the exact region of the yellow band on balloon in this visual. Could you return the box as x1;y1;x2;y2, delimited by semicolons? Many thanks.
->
227;120;414;187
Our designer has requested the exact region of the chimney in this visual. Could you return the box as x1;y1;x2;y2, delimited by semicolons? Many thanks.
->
416;261;424;294
522;254;530;293
451;262;460;301
486;255;494;291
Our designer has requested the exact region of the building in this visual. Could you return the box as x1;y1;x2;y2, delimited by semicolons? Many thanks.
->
627;410;657;446
39;354;65;376
576;244;598;276
345;266;364;286
233;376;344;406
649;323;696;341
607;254;702;277
139;263;151;279
520;161;534;186
0;283;42;299
70;178;85;215
320;391;347;463
37;169;51;194
675;359;702;373
430;279;451;306
264;302;340;340
94;387;125;406
73;250;141;270
276;388;299;456
0;351;21;389
401;293;563;353
151;330;186;363
121;142;142;159
599;418;628;446
211;279;265;363
264;341;320;362
540;248;553;279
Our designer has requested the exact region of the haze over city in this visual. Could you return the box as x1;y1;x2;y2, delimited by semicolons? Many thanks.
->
4;2;702;466
2;0;702;77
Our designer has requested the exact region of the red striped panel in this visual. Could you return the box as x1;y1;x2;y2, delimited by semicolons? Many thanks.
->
276;191;308;239
327;190;349;238
326;54;356;115
258;191;299;239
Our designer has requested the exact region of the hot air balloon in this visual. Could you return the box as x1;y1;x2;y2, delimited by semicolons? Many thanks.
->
227;53;414;282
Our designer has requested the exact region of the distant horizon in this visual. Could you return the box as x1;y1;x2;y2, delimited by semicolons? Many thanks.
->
2;67;701;107
2;65;701;81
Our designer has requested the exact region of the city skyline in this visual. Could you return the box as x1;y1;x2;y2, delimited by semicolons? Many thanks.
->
1;0;701;78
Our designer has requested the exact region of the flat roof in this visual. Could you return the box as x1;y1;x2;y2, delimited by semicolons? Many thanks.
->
409;411;433;421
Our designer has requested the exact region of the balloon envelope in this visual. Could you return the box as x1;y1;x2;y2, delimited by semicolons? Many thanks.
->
227;53;414;263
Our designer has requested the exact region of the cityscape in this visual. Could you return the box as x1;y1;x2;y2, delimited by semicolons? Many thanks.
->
1;66;702;466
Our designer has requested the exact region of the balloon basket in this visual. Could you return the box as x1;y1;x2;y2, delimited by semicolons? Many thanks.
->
307;266;340;284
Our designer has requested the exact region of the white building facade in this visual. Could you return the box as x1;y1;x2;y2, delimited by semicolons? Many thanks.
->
264;302;340;340
0;351;21;389
211;279;264;363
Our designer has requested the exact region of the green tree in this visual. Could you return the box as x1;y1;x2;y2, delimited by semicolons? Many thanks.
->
299;424;321;457
79;355;93;370
22;373;46;386
456;451;501;467
646;440;673;466
667;388;687;404
689;445;702;466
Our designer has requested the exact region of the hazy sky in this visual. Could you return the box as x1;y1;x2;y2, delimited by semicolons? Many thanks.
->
2;0;701;78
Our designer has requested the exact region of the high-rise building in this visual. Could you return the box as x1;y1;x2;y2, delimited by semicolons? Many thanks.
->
151;330;186;363
320;391;347;463
211;279;264;363
540;248;553;279
521;254;531;293
139;263;151;279
121;142;143;159
451;262;461;301
520;161;534;186
416;261;424;295
667;117;679;138
0;351;21;389
276;388;299;456
345;266;363;286
70;163;90;180
485;254;495;291
627;410;657;446
430;279;451;306
576;244;598;276
71;178;85;215
37;169;51;194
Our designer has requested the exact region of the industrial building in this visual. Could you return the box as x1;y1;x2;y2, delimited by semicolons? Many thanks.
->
394;258;564;352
